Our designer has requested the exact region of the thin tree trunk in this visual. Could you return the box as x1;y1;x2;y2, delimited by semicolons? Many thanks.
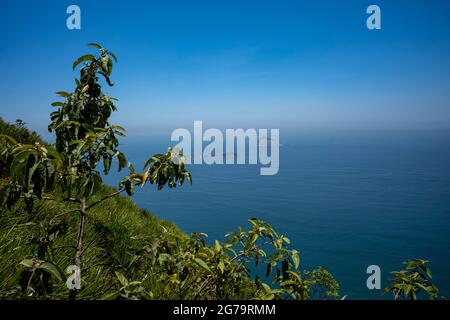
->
69;197;87;300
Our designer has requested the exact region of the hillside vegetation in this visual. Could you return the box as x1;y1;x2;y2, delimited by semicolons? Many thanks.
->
0;44;440;301
0;117;187;299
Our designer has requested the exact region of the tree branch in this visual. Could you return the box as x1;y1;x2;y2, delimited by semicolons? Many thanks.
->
86;188;125;211
69;197;87;300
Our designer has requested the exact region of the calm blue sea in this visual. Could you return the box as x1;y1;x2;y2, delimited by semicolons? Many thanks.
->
104;130;450;299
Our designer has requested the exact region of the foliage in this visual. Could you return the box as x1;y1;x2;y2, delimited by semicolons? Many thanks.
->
303;267;340;300
0;135;63;212
0;43;191;299
103;272;153;300
109;218;341;300
384;259;440;300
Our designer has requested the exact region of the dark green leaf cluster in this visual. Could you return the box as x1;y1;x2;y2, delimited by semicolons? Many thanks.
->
384;259;441;300
0;135;62;212
46;44;124;201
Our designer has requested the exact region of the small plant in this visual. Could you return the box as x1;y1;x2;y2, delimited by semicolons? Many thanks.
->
384;259;440;300
118;218;341;300
303;267;340;300
18;258;66;297
104;272;152;300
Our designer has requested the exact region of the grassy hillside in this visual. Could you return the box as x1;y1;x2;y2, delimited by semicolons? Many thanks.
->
0;117;185;299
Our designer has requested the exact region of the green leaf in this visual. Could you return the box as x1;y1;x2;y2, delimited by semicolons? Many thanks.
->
38;261;66;282
125;180;135;196
20;259;66;282
102;292;119;300
19;259;35;268
108;51;118;62
116;152;127;171
266;263;272;277
218;260;225;274
423;266;433;278
291;249;300;269
214;240;221;253
103;155;111;174
87;43;103;49
73;54;96;70
115;271;128;287
107;58;113;75
56;91;71;98
194;258;211;272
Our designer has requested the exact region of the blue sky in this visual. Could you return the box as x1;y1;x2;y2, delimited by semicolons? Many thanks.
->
0;0;449;136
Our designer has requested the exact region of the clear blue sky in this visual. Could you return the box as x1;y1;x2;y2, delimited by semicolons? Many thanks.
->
1;0;449;136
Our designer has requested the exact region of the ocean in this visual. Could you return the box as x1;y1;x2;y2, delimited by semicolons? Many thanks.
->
103;130;450;299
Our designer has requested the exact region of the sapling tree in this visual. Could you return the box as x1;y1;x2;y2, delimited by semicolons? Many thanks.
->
0;43;191;299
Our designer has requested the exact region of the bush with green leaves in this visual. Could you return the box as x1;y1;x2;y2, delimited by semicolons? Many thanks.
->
110;218;341;300
384;259;441;300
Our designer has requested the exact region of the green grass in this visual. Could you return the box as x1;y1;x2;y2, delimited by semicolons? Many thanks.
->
0;186;184;299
